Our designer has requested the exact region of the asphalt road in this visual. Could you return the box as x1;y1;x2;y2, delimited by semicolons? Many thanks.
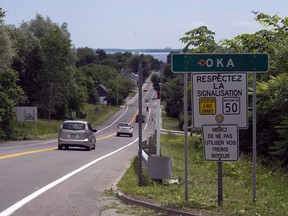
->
0;81;157;216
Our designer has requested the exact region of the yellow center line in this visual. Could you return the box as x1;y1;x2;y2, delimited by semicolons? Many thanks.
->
0;87;151;160
0;147;56;160
97;133;116;140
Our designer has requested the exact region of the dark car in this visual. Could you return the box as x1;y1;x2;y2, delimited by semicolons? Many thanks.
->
135;114;145;123
58;120;97;151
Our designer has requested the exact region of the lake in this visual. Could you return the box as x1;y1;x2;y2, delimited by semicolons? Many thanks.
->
133;52;170;63
108;51;170;63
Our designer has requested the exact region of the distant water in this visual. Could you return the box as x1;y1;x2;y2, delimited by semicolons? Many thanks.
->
108;51;170;63
132;52;169;63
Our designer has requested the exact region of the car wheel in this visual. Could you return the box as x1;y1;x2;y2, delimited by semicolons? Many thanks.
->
117;133;120;137
130;134;133;137
58;145;62;150
92;144;96;150
86;145;91;151
64;145;69;150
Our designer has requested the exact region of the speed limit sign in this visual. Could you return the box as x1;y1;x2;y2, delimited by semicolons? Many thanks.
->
223;97;240;115
192;73;248;129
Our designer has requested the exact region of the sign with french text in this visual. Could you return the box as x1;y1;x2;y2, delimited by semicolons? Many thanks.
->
202;124;239;161
192;73;248;129
171;53;269;73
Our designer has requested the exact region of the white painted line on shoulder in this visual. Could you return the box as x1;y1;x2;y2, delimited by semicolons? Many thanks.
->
0;138;138;216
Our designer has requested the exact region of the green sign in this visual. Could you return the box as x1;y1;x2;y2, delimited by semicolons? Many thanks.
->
171;53;269;73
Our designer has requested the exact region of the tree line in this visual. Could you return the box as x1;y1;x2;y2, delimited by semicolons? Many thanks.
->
0;9;161;140
151;12;288;166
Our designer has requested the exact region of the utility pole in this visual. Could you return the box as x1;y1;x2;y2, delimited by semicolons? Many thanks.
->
48;82;53;123
116;76;119;107
138;60;143;186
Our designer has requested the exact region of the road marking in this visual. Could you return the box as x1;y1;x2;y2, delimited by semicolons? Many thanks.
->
0;147;56;160
0;90;149;160
97;133;116;140
96;106;129;133
0;138;138;216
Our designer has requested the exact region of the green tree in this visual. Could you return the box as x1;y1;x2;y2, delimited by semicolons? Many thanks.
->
7;25;43;105
128;54;151;80
180;26;218;52
76;65;99;104
19;14;78;119
95;49;107;61
0;8;25;139
0;68;25;139
105;76;136;106
163;76;183;118
256;74;288;160
76;47;98;67
0;26;14;70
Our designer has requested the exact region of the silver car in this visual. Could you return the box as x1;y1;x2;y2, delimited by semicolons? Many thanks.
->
117;122;133;137
58;120;97;151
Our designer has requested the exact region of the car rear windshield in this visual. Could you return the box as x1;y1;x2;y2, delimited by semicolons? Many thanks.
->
119;123;130;127
63;122;86;130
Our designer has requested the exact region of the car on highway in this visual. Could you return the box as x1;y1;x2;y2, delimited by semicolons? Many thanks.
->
135;114;145;123
117;122;133;137
58;120;97;151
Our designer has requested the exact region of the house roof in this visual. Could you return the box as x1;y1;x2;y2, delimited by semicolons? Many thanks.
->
96;84;108;96
96;84;108;92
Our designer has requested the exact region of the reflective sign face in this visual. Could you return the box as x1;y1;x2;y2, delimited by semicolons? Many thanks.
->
172;53;269;73
192;73;248;129
202;124;239;161
199;97;216;115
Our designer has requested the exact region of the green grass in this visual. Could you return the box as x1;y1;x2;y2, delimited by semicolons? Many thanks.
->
161;110;180;131
84;104;121;127
117;134;288;216
8;104;120;141
12;120;62;140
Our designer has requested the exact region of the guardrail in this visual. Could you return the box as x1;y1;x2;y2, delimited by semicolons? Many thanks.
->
141;149;149;168
160;129;184;135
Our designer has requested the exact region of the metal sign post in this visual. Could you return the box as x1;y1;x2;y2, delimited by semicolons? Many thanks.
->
138;61;143;187
218;161;223;206
184;73;188;201
252;73;257;202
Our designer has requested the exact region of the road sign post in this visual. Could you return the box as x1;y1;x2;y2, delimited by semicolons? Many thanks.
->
171;53;269;205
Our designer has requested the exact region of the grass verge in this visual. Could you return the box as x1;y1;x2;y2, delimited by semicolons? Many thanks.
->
161;110;180;131
8;104;120;141
117;133;288;216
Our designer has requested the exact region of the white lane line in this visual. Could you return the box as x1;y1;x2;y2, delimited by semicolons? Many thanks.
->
0;139;138;216
96;105;129;133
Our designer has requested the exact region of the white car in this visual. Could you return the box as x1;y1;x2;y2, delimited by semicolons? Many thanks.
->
117;122;133;137
58;120;97;151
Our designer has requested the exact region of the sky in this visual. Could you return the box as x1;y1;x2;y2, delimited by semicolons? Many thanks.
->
2;0;288;49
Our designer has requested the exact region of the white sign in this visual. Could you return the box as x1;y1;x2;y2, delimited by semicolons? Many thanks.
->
192;73;247;128
202;124;239;161
15;107;38;122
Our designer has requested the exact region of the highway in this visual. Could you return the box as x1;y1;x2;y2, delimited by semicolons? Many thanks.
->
0;81;158;216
